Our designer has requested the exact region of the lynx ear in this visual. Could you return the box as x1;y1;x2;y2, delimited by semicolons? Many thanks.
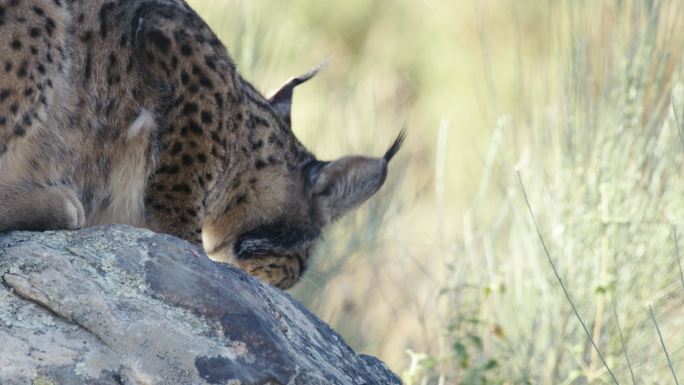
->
310;130;406;223
268;62;327;125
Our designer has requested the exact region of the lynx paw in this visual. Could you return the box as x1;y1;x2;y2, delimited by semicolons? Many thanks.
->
51;186;85;230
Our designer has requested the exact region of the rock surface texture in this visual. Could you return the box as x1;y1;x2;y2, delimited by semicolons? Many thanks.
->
0;226;401;385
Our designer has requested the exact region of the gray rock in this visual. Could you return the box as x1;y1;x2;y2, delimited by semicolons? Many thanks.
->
0;225;401;385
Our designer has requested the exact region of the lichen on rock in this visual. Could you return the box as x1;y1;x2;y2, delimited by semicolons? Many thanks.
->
0;225;401;385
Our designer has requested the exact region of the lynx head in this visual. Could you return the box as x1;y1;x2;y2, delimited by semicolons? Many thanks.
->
202;66;405;289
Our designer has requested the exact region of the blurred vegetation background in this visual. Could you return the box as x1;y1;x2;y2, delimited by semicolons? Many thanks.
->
189;0;684;383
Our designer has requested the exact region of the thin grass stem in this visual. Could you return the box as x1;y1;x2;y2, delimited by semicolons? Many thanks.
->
673;227;684;294
649;305;680;385
518;171;620;385
611;296;637;385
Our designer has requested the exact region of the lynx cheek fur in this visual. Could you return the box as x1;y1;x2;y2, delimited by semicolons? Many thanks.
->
0;0;404;289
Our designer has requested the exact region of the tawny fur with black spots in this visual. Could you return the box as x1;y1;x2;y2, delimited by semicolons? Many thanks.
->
0;0;404;289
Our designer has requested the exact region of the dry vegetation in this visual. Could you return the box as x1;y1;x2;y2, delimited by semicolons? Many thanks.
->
189;1;684;383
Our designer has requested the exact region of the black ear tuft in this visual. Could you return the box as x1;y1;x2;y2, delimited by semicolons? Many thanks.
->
383;128;407;162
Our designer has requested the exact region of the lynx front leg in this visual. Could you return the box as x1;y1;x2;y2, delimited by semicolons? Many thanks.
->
0;183;85;232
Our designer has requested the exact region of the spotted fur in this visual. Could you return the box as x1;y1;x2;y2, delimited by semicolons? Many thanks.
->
0;0;404;289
